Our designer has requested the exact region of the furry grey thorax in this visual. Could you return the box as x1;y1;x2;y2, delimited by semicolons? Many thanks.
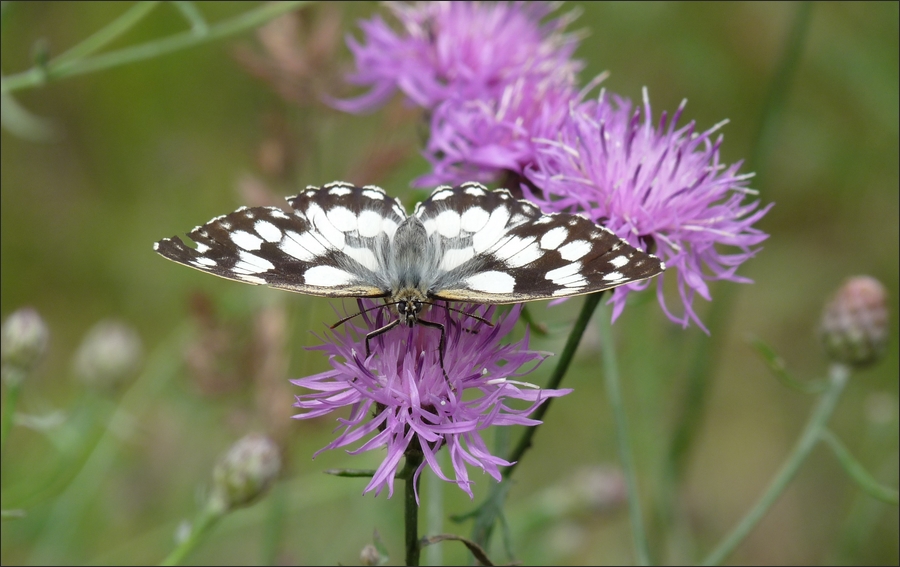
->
388;215;433;326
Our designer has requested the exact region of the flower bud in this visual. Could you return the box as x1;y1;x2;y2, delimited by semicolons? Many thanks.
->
73;320;143;389
359;543;382;566
2;307;49;383
819;276;889;367
211;434;281;512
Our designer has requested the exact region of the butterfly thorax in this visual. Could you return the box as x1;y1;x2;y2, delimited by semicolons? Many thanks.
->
388;216;436;327
388;215;437;298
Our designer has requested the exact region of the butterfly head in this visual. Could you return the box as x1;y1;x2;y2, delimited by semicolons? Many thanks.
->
393;288;428;327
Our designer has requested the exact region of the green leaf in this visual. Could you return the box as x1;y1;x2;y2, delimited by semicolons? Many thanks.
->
821;428;899;505
749;335;825;393
323;468;376;478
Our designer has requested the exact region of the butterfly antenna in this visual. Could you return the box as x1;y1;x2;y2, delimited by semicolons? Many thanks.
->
422;301;495;327
330;301;398;329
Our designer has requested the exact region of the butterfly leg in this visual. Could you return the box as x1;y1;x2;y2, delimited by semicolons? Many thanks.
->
365;318;401;359
417;318;449;382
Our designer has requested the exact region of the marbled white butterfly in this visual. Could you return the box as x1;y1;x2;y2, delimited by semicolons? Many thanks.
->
154;181;664;365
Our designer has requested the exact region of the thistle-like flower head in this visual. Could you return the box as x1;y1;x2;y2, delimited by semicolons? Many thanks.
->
292;301;569;498
418;77;580;187
332;2;582;113
526;88;773;329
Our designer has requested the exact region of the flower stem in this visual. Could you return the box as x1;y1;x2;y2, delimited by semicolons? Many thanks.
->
0;376;23;457
659;2;815;522
425;451;445;566
470;293;604;553
160;502;223;566
261;481;288;565
502;292;603;477
402;453;424;566
597;304;651;566
52;1;161;66
1;1;311;94
29;327;189;565
654;3;813;536
701;363;850;566
749;0;814;186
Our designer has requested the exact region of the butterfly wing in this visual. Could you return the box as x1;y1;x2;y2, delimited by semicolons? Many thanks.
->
154;182;406;298
414;183;665;304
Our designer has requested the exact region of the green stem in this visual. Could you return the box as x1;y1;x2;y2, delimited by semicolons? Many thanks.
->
160;503;223;566
655;4;815;555
0;376;23;457
502;292;603;477
820;428;899;505
261;481;287;565
665;1;814;481
52;1;161;66
402;454;424;566
425;451;445;567
749;1;814;186
1;1;310;94
171;1;209;35
597;304;651;566
469;294;604;553
28;327;189;565
701;363;850;566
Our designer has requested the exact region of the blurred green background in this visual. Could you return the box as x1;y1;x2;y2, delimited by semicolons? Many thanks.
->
1;2;897;565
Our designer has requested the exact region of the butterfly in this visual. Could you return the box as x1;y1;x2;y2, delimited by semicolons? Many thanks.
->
154;181;664;368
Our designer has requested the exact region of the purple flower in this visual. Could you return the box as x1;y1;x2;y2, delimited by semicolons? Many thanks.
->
331;2;583;114
331;1;585;187
526;88;773;330
416;75;583;187
291;301;570;499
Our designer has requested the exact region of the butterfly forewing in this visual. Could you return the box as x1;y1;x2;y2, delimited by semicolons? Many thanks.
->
154;182;404;298
413;182;665;303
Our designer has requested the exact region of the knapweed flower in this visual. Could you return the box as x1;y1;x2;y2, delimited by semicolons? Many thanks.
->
819;276;890;367
210;434;282;513
332;1;585;187
1;307;49;382
526;88;773;330
418;75;583;187
332;2;582;113
73;319;143;390
292;301;569;499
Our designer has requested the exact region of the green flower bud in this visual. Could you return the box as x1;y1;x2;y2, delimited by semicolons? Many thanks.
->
210;434;281;512
73;320;143;389
819;276;889;367
2;307;49;383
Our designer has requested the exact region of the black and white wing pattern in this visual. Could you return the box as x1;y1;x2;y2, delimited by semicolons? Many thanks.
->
155;181;664;306
415;182;665;303
154;182;405;298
